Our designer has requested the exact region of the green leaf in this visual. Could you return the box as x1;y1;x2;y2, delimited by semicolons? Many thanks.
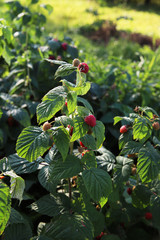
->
76;106;90;117
119;130;133;150
41;214;94;240
132;185;152;209
71;116;89;142
38;166;57;194
101;235;121;240
54;116;73;127
114;116;134;125
96;148;115;172
120;141;143;155
77;97;94;113
133;117;152;142
37;99;65;125
0;182;11;235
81;151;97;168
137;142;160;183
61;79;91;96
52;127;70;161
113;156;133;185
67;91;77;114
0;109;3;119
93;121;105;149
82;168;112;202
55;64;77;79
8;154;41;175
4;170;25;202
67;45;78;59
42;86;66;101
0;157;11;172
16;126;51;161
40;4;53;14
80;134;97;150
9;79;25;94
9;208;26;224
30;194;64;217
49;155;83;181
8;108;31;127
45;59;67;65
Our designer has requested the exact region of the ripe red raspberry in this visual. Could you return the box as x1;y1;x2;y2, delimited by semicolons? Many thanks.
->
49;55;55;60
120;125;128;134
65;101;67;107
84;115;96;127
127;187;132;195
42;122;51;131
79;141;85;148
96;232;104;240
78;62;89;73
145;212;152;220
61;42;67;51
152;122;160;130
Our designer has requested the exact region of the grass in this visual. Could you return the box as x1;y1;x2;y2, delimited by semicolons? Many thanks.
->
38;0;160;38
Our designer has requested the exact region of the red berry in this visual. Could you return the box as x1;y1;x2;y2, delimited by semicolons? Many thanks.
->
127;187;132;195
61;42;67;51
84;115;96;127
79;141;85;148
152;122;160;130
120;125;128;134
96;232;104;240
145;212;152;220
42;122;51;131
49;55;55;60
0;176;5;179
65;101;67;107
70;126;74;136
78;62;89;74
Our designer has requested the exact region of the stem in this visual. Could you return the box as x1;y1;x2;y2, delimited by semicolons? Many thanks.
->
68;177;72;200
68;142;74;200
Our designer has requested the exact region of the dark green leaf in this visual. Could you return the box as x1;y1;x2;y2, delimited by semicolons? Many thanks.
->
119;130;133;150
41;213;94;240
132;184;152;209
8;154;41;175
77;97;94;113
30;194;64;217
81;151;97;168
80;134;97;150
82;167;112;202
55;64;77;79
8;108;31;127
52;127;70;161
49;155;83;181
120;141;143;155
96;148;115;172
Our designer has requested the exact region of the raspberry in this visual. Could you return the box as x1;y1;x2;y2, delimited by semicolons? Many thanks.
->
120;125;128;134
78;62;89;73
82;150;89;157
127;187;132;195
145;212;152;220
79;141;85;148
61;42;67;51
65;101;67;107
42;122;51;131
84;115;96;127
152;122;160;130
69;126;74;136
49;55;55;60
72;58;80;67
96;232;104;240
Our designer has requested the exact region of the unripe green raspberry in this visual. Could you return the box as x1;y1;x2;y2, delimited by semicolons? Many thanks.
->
42;122;51;131
72;58;80;67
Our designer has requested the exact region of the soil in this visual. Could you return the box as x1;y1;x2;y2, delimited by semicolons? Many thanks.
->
82;20;160;49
